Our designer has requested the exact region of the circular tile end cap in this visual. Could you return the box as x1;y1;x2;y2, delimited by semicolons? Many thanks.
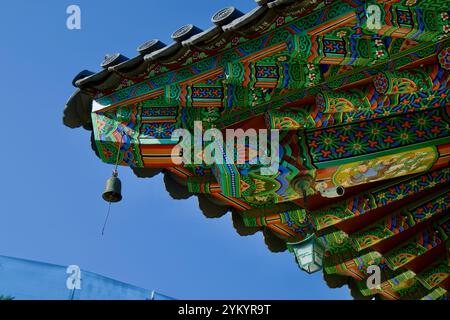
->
137;39;167;55
101;53;128;69
171;24;202;42
212;7;244;26
72;70;95;87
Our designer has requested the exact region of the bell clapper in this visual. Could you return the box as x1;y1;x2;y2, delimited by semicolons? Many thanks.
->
102;201;113;236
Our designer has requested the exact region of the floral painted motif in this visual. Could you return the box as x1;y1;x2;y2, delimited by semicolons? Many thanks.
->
438;47;450;70
140;123;176;139
307;108;450;164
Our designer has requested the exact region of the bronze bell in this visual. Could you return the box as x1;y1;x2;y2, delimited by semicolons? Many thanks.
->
102;173;122;203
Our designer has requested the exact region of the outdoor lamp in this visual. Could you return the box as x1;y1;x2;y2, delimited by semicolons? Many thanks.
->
291;234;325;274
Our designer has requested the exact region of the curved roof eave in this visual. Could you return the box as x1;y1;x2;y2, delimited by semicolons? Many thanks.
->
63;0;320;132
67;0;319;92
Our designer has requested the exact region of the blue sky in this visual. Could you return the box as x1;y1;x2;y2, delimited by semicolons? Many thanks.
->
0;0;350;299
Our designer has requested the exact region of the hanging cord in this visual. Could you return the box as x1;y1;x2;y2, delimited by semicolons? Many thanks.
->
102;202;112;236
112;132;124;175
101;132;126;236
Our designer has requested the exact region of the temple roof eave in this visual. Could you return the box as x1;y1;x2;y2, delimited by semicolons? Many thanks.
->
66;0;319;92
63;0;321;134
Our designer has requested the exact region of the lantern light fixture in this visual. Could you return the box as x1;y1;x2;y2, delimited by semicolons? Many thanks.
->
289;234;325;274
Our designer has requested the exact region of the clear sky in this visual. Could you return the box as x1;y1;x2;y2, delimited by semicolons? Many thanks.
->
0;0;350;299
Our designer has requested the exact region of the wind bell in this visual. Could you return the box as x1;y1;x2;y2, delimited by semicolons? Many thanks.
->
102;171;122;203
101;132;125;235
